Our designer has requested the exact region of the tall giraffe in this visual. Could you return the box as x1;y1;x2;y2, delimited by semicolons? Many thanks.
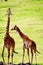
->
11;25;40;64
2;8;17;64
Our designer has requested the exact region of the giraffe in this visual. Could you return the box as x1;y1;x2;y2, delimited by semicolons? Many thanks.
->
2;8;17;64
11;25;40;64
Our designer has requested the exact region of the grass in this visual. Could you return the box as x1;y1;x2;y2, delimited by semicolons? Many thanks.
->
0;0;43;64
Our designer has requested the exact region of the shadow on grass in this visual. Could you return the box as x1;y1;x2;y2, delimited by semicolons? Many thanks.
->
0;61;43;65
32;64;43;65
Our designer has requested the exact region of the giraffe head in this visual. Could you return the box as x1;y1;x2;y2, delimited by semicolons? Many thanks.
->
11;25;18;30
11;25;20;33
7;8;12;16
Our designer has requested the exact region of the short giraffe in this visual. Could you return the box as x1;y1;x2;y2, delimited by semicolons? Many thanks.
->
11;25;40;64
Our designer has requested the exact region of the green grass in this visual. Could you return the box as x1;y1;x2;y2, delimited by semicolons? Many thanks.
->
0;0;43;64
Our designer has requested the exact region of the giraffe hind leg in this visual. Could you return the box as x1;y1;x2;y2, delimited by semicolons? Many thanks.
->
11;47;14;63
31;49;33;64
8;48;10;63
34;52;37;65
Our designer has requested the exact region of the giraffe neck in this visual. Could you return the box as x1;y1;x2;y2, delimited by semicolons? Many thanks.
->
5;16;10;37
17;27;25;39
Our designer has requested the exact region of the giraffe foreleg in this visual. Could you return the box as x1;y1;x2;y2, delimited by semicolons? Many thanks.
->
2;45;5;63
11;48;14;63
27;49;30;63
22;47;25;63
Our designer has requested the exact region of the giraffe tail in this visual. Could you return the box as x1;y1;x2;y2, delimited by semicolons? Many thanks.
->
36;50;40;54
13;50;18;54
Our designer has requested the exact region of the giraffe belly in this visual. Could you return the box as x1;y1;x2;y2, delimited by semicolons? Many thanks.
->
5;44;10;48
23;40;33;49
4;40;11;48
23;41;28;49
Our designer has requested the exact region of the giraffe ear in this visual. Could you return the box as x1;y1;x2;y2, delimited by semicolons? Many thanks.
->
15;25;17;27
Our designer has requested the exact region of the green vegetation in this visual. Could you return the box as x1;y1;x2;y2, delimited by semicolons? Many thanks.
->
0;0;43;64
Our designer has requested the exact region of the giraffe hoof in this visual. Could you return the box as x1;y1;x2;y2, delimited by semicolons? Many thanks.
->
26;62;31;65
36;64;37;65
7;62;15;65
0;61;3;65
18;63;25;65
